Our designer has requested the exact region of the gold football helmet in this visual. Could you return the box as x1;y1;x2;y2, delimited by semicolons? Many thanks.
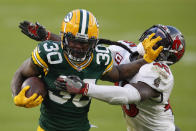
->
61;9;99;63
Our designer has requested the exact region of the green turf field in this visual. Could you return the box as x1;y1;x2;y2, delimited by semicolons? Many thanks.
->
0;0;196;130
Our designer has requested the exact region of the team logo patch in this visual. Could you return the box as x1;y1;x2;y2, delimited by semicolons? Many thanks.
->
172;35;185;59
64;12;73;22
173;36;184;52
154;77;161;87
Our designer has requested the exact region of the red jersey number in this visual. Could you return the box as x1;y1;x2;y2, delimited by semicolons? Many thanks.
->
153;62;170;74
122;40;136;47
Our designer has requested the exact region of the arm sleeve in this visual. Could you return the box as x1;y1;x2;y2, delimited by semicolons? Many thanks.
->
86;83;141;105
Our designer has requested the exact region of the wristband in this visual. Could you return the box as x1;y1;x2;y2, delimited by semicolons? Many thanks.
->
46;32;51;40
79;83;89;95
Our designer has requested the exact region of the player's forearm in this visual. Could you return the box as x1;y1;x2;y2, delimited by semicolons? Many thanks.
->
11;59;40;96
11;69;26;97
117;58;147;81
86;83;141;105
49;33;61;42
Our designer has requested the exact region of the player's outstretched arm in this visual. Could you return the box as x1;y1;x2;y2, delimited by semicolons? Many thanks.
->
19;21;60;42
54;75;160;104
101;33;163;82
83;82;160;104
11;58;43;108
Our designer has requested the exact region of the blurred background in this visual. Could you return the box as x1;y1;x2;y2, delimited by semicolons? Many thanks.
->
0;0;196;130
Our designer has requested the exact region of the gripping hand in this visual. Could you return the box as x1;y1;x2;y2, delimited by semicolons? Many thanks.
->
54;75;88;94
142;33;163;63
19;21;50;41
13;86;43;108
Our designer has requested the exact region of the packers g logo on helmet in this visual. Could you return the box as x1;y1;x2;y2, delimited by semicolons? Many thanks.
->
61;9;99;63
64;12;73;23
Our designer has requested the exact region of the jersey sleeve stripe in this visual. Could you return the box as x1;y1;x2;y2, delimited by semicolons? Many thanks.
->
32;49;42;68
32;47;49;75
64;52;94;71
102;58;113;75
32;47;48;68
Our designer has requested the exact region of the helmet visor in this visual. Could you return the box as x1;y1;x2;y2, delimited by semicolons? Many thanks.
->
139;26;172;50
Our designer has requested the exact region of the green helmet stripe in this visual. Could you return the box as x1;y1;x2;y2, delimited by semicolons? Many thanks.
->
85;11;89;35
78;9;89;36
78;9;83;33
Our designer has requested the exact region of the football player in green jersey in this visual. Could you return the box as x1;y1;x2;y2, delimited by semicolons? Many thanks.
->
11;9;162;131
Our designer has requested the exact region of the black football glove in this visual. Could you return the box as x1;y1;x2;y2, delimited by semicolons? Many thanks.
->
54;75;88;94
19;21;50;41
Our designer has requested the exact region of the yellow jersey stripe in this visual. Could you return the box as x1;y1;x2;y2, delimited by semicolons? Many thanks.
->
35;47;48;68
64;53;93;71
32;49;41;68
102;58;113;75
78;53;93;69
32;47;49;75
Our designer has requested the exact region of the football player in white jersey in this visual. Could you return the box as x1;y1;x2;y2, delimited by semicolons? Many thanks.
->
61;24;185;131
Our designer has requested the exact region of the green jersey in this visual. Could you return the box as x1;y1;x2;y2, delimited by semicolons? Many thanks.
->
31;41;113;131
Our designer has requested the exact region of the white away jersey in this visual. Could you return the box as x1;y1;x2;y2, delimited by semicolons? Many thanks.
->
108;40;138;66
108;41;175;131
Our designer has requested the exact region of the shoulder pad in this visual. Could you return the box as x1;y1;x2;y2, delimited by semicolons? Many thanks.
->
135;62;174;92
